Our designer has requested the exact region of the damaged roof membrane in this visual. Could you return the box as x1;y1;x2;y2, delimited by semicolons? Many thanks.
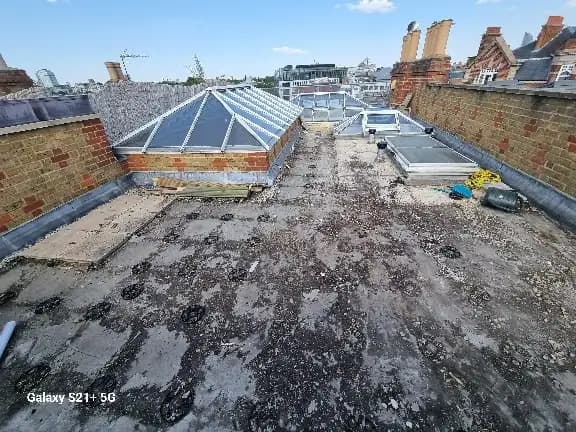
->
112;85;302;154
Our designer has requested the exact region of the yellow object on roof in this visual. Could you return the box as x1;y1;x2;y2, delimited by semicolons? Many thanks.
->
465;169;502;189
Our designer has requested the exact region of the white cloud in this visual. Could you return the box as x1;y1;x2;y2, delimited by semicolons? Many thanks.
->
272;46;308;55
476;0;503;4
567;0;576;7
344;0;395;13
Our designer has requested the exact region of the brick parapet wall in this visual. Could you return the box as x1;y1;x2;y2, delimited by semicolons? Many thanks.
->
0;117;125;232
411;83;576;196
122;119;300;175
390;57;451;106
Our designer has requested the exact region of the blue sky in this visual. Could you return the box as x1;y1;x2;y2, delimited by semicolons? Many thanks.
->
2;0;576;83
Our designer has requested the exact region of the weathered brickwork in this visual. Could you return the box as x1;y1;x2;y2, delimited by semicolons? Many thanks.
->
412;84;576;196
0;118;125;232
122;121;299;174
390;57;451;106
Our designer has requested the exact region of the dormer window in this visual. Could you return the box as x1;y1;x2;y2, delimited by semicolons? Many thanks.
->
474;68;499;85
556;64;574;81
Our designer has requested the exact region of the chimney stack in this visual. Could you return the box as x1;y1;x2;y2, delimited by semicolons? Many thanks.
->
535;16;564;49
400;29;421;62
105;62;126;82
422;19;453;58
422;25;434;58
430;19;454;58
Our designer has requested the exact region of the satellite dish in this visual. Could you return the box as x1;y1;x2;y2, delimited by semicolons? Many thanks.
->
407;21;419;33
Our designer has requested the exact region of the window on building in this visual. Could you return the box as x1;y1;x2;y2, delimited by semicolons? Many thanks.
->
475;68;499;85
556;64;574;81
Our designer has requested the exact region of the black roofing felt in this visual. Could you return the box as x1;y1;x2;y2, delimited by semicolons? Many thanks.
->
515;58;552;81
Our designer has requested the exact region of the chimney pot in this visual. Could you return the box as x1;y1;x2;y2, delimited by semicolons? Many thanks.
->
547;16;564;26
485;27;501;36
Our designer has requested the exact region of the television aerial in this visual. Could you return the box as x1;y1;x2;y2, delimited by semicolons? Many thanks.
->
120;49;149;81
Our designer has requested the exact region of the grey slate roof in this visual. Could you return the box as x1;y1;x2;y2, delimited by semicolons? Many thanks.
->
511;26;576;81
513;27;576;59
515;58;552;81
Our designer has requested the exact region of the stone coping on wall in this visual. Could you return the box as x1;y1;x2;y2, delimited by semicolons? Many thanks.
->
426;83;576;100
0;114;100;137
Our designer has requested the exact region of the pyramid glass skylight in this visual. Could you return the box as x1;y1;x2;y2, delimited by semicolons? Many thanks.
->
112;85;302;154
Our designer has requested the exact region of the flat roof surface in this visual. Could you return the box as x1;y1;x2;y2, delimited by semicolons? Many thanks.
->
1;123;575;431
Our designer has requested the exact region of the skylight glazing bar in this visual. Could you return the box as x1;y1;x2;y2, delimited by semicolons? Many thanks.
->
218;93;285;131
114;90;207;148
236;89;293;123
263;94;300;117
240;117;280;140
212;91;270;150
235;116;273;150
253;87;301;115
240;89;295;121
278;95;303;115
141;118;164;153
254;86;300;112
220;114;236;151
245;87;295;116
226;91;290;127
113;119;156;148
210;90;235;116
270;93;302;116
180;93;208;152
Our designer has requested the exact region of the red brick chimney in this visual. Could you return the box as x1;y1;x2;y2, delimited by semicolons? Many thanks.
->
535;16;564;49
485;27;502;37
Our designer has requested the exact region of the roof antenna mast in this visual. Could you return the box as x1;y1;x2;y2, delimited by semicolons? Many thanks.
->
120;49;149;81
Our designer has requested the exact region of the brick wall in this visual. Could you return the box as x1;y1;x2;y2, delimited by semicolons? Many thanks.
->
122;120;299;175
0;117;125;232
411;84;576;196
390;57;451;106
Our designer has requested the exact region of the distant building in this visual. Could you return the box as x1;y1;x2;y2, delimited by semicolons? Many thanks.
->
0;53;34;96
36;69;60;88
348;58;377;83
521;32;534;47
464;16;576;86
275;63;348;100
